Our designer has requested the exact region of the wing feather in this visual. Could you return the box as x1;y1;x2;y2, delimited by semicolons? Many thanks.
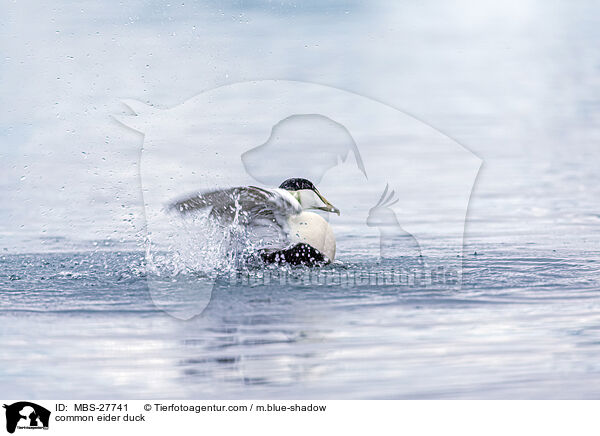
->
169;186;300;231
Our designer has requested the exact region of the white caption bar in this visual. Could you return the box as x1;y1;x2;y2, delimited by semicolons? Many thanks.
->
0;400;598;436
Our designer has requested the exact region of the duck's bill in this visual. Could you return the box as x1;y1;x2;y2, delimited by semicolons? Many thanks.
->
315;190;340;215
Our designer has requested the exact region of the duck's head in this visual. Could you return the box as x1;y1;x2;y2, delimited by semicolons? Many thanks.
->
279;178;340;215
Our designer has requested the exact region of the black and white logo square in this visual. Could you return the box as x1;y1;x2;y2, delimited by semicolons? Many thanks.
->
3;402;50;434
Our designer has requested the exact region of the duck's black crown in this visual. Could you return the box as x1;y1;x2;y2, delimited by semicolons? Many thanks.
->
279;178;316;191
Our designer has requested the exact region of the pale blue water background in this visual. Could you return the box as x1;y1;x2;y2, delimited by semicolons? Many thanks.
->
1;0;600;398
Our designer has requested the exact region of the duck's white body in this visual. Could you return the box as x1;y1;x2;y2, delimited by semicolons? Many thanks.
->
288;211;336;261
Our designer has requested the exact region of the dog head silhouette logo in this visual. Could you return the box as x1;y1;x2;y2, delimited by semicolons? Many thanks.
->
3;402;50;434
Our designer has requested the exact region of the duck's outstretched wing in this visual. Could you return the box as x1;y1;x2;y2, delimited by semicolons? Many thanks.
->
169;186;300;227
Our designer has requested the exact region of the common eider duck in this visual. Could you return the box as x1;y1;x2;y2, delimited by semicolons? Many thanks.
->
170;178;339;265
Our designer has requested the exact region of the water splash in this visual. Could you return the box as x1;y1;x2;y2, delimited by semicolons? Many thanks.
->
143;207;272;280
